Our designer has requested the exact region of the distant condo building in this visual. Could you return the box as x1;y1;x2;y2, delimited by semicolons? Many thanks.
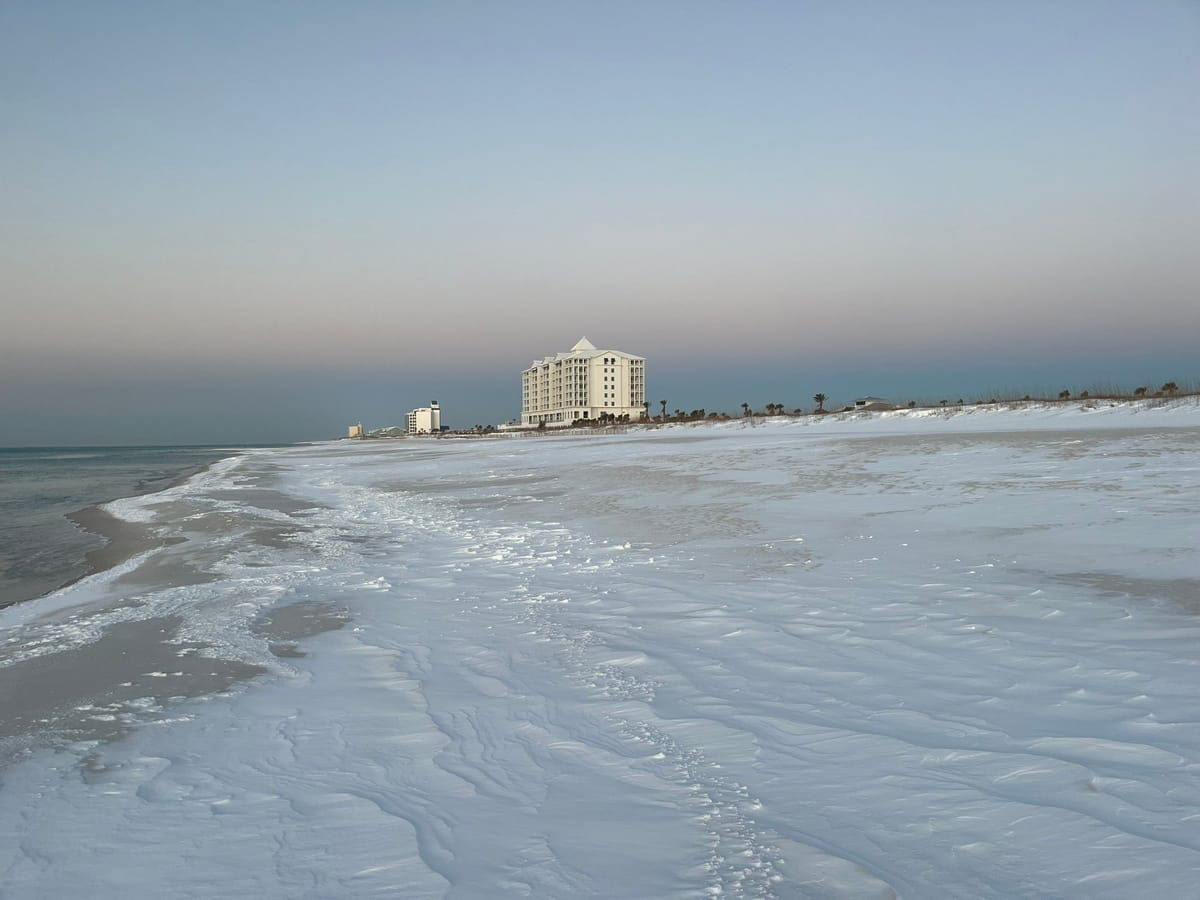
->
406;401;441;435
521;337;646;426
347;422;365;439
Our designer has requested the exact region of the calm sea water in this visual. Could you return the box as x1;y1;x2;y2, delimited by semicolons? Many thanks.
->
0;446;250;608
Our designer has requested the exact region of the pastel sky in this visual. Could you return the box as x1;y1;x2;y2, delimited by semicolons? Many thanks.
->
2;1;1197;444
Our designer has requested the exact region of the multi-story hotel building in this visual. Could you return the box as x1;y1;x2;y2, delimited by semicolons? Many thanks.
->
406;401;441;435
521;338;646;426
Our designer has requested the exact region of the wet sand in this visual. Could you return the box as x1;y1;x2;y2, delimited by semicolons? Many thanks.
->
69;506;173;574
0;597;352;766
255;599;351;659
0;458;353;767
0;614;268;766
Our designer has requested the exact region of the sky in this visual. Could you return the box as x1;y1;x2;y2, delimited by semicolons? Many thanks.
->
2;1;1197;444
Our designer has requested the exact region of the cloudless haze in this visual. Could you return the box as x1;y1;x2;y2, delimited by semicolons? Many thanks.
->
2;1;1197;444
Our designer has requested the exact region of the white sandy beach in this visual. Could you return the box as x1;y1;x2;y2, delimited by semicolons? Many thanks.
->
1;399;1199;898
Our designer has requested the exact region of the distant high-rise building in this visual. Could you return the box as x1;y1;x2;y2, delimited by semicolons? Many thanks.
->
406;401;441;435
521;337;646;426
348;422;365;439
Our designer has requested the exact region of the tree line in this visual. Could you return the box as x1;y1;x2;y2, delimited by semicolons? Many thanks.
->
641;383;1188;423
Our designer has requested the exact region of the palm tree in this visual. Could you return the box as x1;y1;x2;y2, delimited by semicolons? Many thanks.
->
660;399;667;419
642;400;650;421
813;393;826;413
741;402;751;417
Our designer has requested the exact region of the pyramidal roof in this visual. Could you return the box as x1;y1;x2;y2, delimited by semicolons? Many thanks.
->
571;337;597;352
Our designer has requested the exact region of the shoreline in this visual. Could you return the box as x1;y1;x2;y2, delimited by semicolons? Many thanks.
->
0;457;233;613
62;505;177;589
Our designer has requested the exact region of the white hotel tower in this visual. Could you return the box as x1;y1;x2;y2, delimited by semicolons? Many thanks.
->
521;338;646;426
406;401;441;435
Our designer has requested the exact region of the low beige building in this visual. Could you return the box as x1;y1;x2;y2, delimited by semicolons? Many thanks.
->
348;422;365;439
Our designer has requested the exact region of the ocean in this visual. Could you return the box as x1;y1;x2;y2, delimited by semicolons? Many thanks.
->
0;445;255;609
2;404;1200;897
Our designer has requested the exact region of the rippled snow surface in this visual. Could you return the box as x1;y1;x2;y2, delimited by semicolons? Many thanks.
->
2;405;1199;898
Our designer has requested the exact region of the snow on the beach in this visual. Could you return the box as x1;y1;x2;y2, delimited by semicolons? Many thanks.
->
2;400;1199;898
